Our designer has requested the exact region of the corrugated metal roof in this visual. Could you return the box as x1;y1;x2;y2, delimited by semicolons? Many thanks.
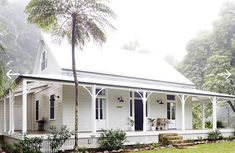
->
42;33;194;86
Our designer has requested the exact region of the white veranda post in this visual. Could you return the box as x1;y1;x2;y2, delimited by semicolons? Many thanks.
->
3;97;6;132
8;93;12;134
22;79;27;134
91;85;96;135
201;101;205;129
142;91;147;132
11;92;15;133
181;95;185;131
212;96;217;131
178;94;189;131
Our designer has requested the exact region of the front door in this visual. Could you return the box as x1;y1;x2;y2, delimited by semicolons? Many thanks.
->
134;99;143;131
14;105;22;130
167;102;176;129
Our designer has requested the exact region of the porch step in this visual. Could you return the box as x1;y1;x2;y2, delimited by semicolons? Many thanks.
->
165;136;183;141
159;133;195;149
159;133;179;142
168;139;184;145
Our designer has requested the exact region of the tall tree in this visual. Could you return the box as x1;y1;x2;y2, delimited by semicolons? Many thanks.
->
178;1;235;129
25;0;115;151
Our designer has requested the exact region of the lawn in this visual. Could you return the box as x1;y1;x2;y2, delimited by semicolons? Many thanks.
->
133;142;235;153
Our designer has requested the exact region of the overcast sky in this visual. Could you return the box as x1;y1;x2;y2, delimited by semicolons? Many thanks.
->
9;0;234;61
107;0;232;61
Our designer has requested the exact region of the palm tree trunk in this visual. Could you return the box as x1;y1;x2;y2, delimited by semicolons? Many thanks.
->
71;13;79;152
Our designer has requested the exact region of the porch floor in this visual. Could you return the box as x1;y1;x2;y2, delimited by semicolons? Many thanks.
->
24;128;234;138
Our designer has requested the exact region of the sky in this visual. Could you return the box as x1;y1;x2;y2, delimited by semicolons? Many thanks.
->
106;0;232;61
9;0;234;61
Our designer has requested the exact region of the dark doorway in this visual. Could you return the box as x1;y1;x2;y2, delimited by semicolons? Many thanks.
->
134;99;143;131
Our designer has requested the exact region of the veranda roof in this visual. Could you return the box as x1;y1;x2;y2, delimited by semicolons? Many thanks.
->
15;74;235;100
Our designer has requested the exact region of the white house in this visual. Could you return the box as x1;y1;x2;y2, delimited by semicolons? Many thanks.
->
0;34;234;151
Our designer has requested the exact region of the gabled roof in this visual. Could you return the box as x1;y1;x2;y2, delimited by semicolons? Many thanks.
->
42;33;194;86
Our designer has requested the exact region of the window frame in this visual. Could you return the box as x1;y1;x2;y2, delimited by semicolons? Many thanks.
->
166;95;176;121
35;100;39;121
49;95;55;120
41;50;47;71
95;89;106;120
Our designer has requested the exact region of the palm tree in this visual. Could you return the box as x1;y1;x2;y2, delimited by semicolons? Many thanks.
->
25;0;115;151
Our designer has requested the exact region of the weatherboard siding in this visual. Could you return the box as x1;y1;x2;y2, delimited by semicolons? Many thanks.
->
14;95;33;130
148;93;167;128
107;89;130;130
62;85;92;131
61;87;193;131
33;84;63;130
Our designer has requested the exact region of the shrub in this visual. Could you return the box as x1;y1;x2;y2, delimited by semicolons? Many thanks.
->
226;136;235;141
48;125;73;153
2;136;42;153
217;121;224;128
1;143;20;153
205;121;212;129
134;143;145;149
208;130;223;141
98;129;127;151
19;136;43;153
151;143;160;149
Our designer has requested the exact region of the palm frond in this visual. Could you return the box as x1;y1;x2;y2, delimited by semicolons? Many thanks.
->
25;0;58;31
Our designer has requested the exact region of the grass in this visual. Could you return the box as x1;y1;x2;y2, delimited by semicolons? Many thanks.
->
133;142;235;153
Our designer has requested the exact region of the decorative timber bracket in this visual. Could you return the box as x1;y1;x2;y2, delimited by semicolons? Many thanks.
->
227;101;235;113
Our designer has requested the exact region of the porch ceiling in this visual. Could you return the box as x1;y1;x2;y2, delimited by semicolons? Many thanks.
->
15;74;235;100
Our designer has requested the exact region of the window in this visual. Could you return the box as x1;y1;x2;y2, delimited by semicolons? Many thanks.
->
167;95;175;101
41;51;47;71
146;101;148;117
36;100;39;120
129;99;133;117
95;89;106;120
167;102;176;120
49;95;55;119
167;95;176;120
96;98;106;119
134;92;143;98
96;89;105;96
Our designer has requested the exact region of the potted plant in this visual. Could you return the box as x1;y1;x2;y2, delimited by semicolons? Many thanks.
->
128;117;135;131
37;116;47;131
148;118;156;131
